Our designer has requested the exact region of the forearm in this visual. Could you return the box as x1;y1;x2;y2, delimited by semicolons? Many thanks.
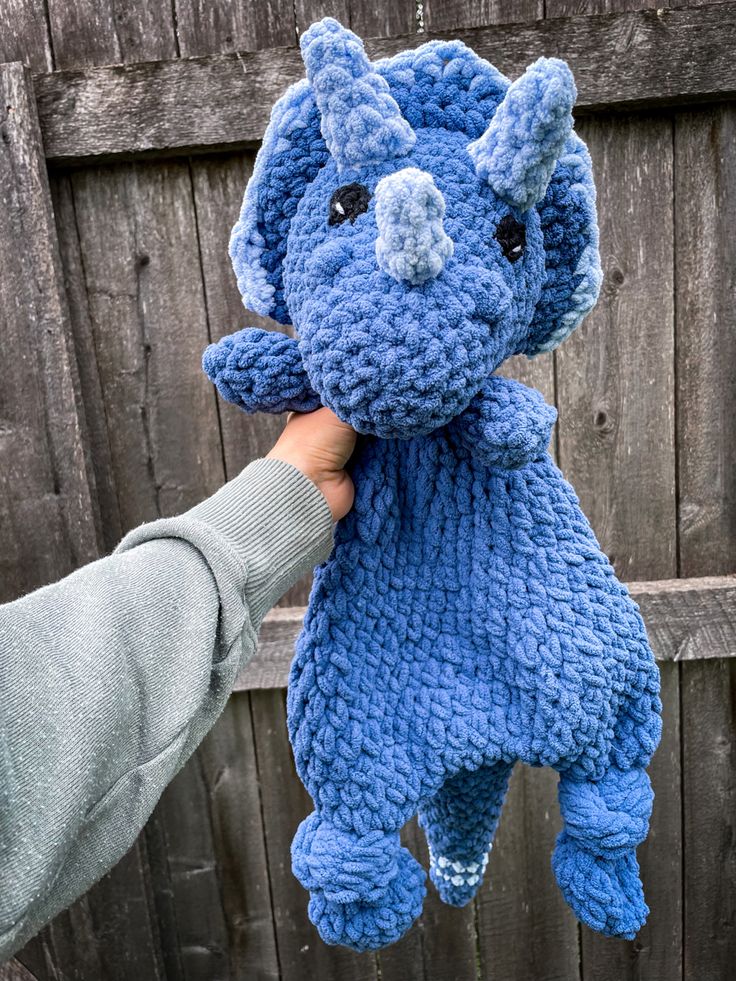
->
0;459;332;960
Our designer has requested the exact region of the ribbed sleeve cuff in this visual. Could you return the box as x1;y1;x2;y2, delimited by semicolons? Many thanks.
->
186;458;333;626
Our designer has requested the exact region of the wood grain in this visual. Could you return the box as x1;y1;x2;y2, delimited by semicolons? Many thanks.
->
45;0;177;69
0;63;100;604
49;174;124;551
423;0;542;31
557;114;679;981
0;0;54;71
195;695;281;980
295;0;417;37
477;765;580;981
65;160;225;534
674;105;736;579
681;658;736;981
556;115;676;582
250;690;379;981
175;0;296;58
675;101;736;981
33;4;736;162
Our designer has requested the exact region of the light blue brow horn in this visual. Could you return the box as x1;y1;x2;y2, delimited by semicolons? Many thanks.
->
467;58;577;213
300;17;415;172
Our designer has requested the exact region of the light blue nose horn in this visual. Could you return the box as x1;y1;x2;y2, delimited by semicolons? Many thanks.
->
375;168;454;286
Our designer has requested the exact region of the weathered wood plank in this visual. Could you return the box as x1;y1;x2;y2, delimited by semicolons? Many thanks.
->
0;63;100;603
32;5;736;162
295;0;417;37
681;658;736;981
476;766;580;981
675;97;736;981
556;115;676;582
0;0;54;72
145;755;231;980
250;690;379;981
195;694;281;980
66;160;225;533
423;0;542;32
546;0;665;16
674;105;736;579
628;576;736;663
49;174;124;551
175;0;295;58
556;114;679;981
236;576;736;690
45;0;177;69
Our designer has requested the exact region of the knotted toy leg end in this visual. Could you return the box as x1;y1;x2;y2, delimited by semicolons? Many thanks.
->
292;812;426;950
552;831;648;939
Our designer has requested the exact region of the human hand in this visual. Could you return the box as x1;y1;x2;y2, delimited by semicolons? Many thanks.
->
266;407;357;521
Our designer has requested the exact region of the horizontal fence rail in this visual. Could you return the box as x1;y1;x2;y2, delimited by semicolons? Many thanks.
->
235;574;736;691
31;3;736;163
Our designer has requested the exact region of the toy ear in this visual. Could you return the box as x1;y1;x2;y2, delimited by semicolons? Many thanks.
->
229;79;328;325
524;133;603;356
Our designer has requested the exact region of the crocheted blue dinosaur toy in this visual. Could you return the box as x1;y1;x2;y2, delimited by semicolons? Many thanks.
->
203;19;662;952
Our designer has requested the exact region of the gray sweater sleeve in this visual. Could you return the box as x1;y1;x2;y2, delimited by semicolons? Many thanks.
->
0;458;333;962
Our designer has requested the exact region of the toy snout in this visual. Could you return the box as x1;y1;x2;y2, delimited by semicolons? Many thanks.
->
375;168;454;286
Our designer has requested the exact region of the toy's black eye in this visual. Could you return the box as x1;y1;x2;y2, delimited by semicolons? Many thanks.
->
495;214;526;263
329;183;371;226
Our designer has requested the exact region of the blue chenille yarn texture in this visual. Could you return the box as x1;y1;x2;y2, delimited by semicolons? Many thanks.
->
204;18;662;952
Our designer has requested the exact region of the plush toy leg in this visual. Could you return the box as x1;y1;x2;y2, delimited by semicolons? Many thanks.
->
552;766;653;939
419;762;512;907
291;811;426;952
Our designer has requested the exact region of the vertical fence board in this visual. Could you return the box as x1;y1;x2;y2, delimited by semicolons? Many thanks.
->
477;766;580;981
175;0;295;58
423;1;542;32
0;1;54;71
146;758;231;981
50;174;124;550
681;659;736;981
67;161;226;534
556;115;680;981
295;1;417;36
675;103;736;981
196;695;281;980
0;63;99;604
556;116;676;581
250;690;379;981
674;106;736;579
46;0;176;68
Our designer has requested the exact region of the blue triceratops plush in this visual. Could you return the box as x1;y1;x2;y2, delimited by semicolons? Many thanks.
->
203;18;662;952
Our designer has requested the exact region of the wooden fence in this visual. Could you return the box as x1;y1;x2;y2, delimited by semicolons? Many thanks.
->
1;1;734;979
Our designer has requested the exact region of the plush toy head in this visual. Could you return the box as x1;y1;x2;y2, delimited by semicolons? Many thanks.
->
230;18;601;437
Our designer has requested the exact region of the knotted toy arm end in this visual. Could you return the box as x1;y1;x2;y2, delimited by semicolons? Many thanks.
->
203;328;320;415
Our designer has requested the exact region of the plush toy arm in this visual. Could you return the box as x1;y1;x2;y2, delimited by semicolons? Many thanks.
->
203;328;320;415
449;376;557;469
